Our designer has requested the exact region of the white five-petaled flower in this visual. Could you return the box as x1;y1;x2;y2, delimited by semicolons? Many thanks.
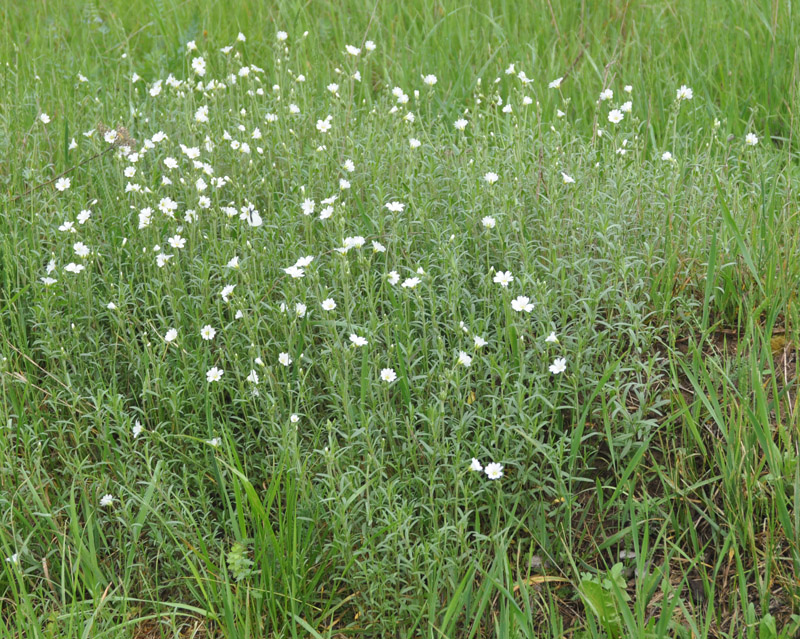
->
484;462;503;480
100;494;114;507
457;351;472;367
608;109;623;124
545;331;559;344
676;85;693;101
561;172;575;184
422;74;437;86
483;172;499;184
454;118;468;130
132;420;144;438
349;334;368;347
55;177;71;191
548;76;563;89
206;366;224;383
380;368;397;383
387;271;400;285
511;296;534;312
549;357;567;375
745;132;759;146
402;277;420;289
322;298;336;311
482;216;496;229
493;270;513;287
385;201;404;212
164;328;178;342
279;352;292;367
200;325;216;341
247;370;259;384
474;335;487;348
220;284;236;302
470;458;483;472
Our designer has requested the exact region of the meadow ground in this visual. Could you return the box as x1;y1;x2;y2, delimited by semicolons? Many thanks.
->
1;1;800;637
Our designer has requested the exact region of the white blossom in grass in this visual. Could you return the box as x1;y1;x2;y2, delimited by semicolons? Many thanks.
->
548;76;563;89
345;44;361;56
454;118;468;130
402;277;421;289
327;82;339;94
484;463;503;480
69;138;78;150
220;284;236;302
474;335;487;348
168;234;186;249
483;171;499;184
457;351;472;367
561;172;575;184
387;271;400;285
156;253;173;268
624;84;633;93
343;159;355;172
290;413;300;424
549;357;567;375
200;325;216;341
107;302;117;310
6;553;19;565
247;370;259;384
608;109;623;124
409;137;421;148
195;105;209;123
380;368;397;383
73;242;90;258
522;95;533;105
661;151;673;161
502;104;512;114
365;40;376;51
745;132;759;146
482;216;496;229
316;116;332;133
385;201;404;212
545;331;559;344
132;420;144;438
295;303;307;318
206;437;222;447
40;113;51;124
372;240;386;253
620;101;632;113
191;56;206;76
322;298;336;311
100;494;115;508
422;74;437;86
511;296;534;312
164;328;178;343
470;458;483;472
319;206;333;220
41;277;57;286
284;265;305;279
301;199;315;216
493;270;513;287
55;177;71;192
64;262;84;274
349;334;368;347
676;85;693;101
339;178;350;190
276;30;288;41
279;352;292;367
599;89;613;102
227;256;240;269
206;367;224;383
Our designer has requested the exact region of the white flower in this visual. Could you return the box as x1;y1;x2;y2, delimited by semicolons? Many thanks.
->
165;328;178;342
200;325;216;341
191;56;206;76
227;256;240;269
301;198;315;216
276;30;288;41
661;151;673;161
206;437;222;447
339;178;350;190
372;240;386;253
290;413;300;423
40;113;51;124
168;234;186;249
132;421;144;438
295;303;307;318
64;262;84;274
195;105;209;123
380;368;397;383
608;109;623;124
100;494;115;507
545;331;559;344
349;334;368;347
620;101;632;113
279;352;292;367
454;118;468;130
206;366;224;383
624;84;633;93
549;357;567;375
387;271;400;285
220;284;236;302
422;74;437;86
599;89;613;102
676;85;693;101
457;351;472;367
6;553;19;565
247;370;259;384
483;172;499;184
548;76;563;89
316;116;333;133
41;277;57;286
284;265;305;279
55;177;71;192
106;302;117;310
561;172;575;184
365;40;376;51
327;82;340;94
481;216;496;229
401;277;420;289
745;132;759;146
343;159;355;172
409;137;421;148
511;296;534;312
484;462;504;480
474;335;487;348
322;298;336;311
385;201;405;212
345;44;361;56
493;270;513;287
73;242;90;258
470;458;483;472
502;104;512;113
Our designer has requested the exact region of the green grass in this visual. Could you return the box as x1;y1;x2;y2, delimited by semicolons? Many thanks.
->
1;1;800;637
